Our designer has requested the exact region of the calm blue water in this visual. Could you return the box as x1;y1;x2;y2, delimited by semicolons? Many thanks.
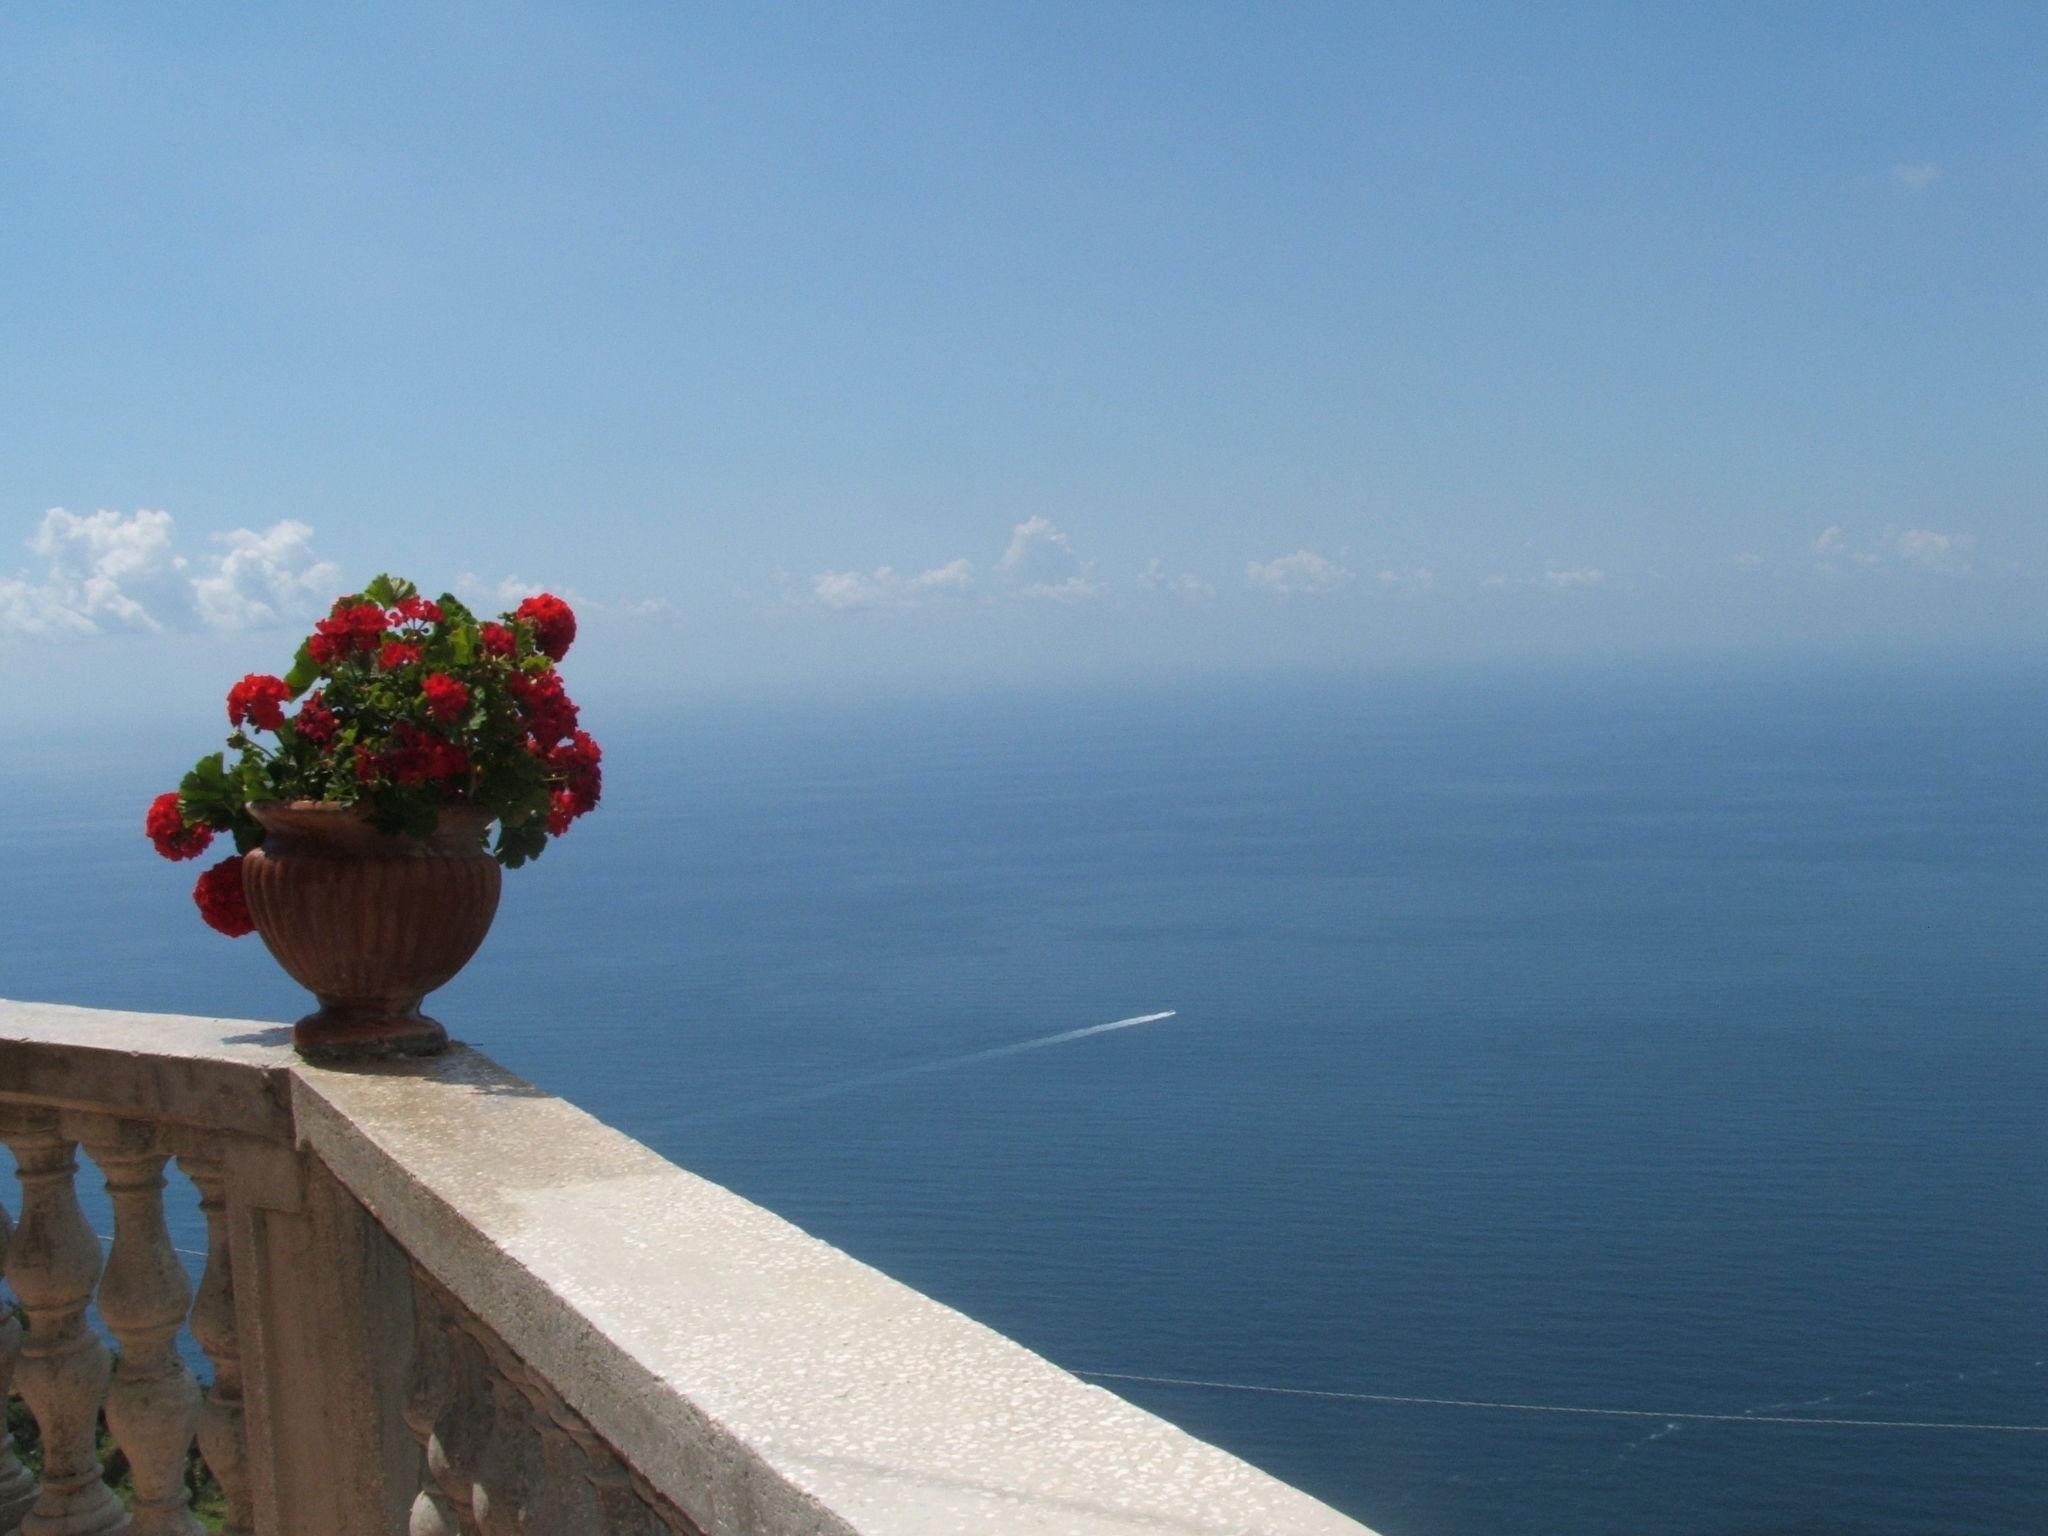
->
5;661;2046;1535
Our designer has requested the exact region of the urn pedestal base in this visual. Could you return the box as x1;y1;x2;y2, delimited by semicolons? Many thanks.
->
293;1003;451;1064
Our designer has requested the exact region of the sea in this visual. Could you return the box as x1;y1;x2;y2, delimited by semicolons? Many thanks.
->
3;658;2045;1536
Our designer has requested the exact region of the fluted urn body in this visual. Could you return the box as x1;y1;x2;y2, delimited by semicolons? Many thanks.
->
244;801;501;1062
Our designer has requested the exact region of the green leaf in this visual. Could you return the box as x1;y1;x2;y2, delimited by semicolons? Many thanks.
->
179;754;239;830
231;821;266;854
363;573;416;607
283;639;320;697
494;818;547;869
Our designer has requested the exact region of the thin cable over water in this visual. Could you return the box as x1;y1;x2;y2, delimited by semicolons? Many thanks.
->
1075;1370;2048;1433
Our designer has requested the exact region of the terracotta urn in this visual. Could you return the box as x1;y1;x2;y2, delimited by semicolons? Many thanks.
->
242;801;502;1063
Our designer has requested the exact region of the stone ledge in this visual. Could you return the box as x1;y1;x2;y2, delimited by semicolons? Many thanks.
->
0;998;295;1141
292;1047;1377;1536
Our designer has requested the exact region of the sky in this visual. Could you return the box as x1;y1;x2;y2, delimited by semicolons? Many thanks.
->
3;3;2044;718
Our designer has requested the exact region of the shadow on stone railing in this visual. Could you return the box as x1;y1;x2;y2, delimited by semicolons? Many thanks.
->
0;999;1376;1536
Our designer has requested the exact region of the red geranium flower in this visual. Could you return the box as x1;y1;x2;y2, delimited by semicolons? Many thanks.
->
193;854;255;938
294;690;339;748
480;622;516;658
509;667;578;748
226;674;292;732
145;792;214;861
310;600;388;663
547;729;603;814
376;639;422;672
547;729;601;775
422;673;469;724
547;789;577;836
392;595;444;626
514;593;576;661
426;738;470;781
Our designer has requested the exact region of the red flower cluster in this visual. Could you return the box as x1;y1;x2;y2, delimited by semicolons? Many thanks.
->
515;594;576;662
510;667;579;748
158;576;601;936
421;672;469;724
145;792;214;861
227;674;292;732
356;723;470;787
308;601;388;664
193;854;254;937
295;690;339;747
545;730;602;834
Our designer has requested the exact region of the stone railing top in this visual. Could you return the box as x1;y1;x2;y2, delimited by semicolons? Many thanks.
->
0;998;294;1140
2;999;1376;1536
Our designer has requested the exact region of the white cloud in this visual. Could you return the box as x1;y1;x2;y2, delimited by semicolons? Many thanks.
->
611;596;680;621
189;520;341;631
1544;567;1607;590
1;508;178;636
1812;525;1881;575
1895;527;1976;573
999;517;1106;602
808;559;975;612
1733;550;1764;569
1137;558;1215;601
0;576;99;637
1480;565;1611;593
1023;573;1110;604
1892;161;1941;192
455;572;547;610
1246;549;1354;597
1812;525;1975;577
1375;566;1437;593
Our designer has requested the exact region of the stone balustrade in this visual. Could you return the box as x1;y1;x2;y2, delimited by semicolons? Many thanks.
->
0;999;1375;1536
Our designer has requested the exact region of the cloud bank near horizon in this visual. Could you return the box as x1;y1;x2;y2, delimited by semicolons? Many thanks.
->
5;506;2019;659
0;508;341;639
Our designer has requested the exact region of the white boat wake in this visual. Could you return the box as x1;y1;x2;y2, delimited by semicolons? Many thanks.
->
685;1011;1178;1125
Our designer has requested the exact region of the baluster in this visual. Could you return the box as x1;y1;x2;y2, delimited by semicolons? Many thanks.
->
420;1302;492;1536
173;1145;251;1536
468;1338;541;1536
560;1428;675;1536
474;1349;607;1535
517;1380;603;1534
81;1120;201;1536
0;1110;126;1536
0;1200;40;1531
404;1281;461;1536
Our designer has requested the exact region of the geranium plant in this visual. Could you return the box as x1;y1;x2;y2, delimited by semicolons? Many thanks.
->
146;575;601;936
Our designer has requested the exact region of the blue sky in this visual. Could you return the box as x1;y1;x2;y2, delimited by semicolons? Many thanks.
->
3;3;2044;713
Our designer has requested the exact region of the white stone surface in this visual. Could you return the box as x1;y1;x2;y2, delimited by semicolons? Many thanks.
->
0;999;292;1138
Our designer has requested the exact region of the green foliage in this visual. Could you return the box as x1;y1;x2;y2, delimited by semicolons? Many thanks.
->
283;637;320;698
158;575;601;873
360;573;416;607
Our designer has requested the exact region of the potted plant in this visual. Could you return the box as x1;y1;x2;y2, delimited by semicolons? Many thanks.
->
144;575;602;1062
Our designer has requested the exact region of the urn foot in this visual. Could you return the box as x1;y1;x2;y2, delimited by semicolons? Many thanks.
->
293;1002;450;1063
